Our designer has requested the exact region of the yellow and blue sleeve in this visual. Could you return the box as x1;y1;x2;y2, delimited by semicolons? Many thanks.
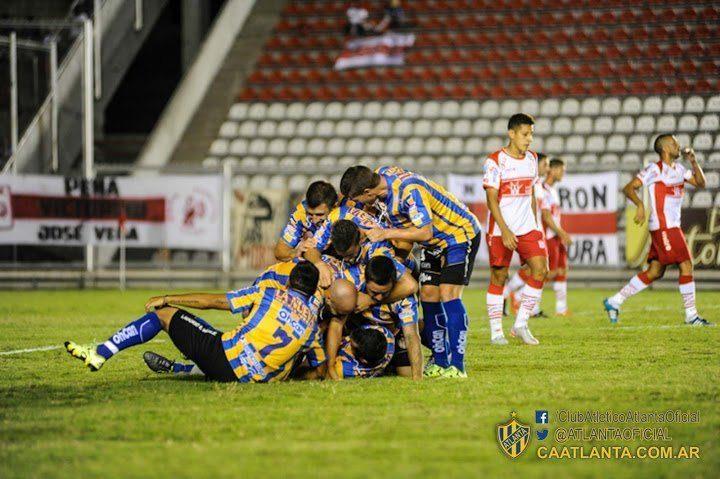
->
226;285;262;315
280;203;306;248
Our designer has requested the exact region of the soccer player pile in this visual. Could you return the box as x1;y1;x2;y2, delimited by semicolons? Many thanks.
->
64;114;712;384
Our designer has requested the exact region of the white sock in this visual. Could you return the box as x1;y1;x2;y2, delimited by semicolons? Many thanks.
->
554;281;567;314
502;284;510;299
507;272;526;293
532;292;542;316
680;280;698;321
514;284;543;329
486;291;504;339
608;274;650;309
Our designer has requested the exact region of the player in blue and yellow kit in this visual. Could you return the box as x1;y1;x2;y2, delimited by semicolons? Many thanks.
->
274;181;338;261
341;165;482;378
332;324;395;379
65;263;328;382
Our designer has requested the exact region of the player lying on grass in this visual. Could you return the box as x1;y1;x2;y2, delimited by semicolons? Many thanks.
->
145;323;395;380
274;181;338;261
324;255;423;380
603;135;712;326
483;113;548;346
341;164;481;378
66;262;335;382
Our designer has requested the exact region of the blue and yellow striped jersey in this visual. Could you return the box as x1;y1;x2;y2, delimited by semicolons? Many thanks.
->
333;324;395;379
253;256;345;292
341;238;407;281
312;198;381;252
280;200;322;248
222;286;325;383
375;166;481;250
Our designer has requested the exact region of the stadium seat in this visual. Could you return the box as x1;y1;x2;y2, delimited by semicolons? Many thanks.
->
267;138;286;156
586;135;606;153
394;120;413;137
209;139;229;156
706;95;720;113
692;134;713;151
288;174;308;192
485;137;504;152
552;117;572;135
642;96;663;114
277;120;296;138
384;138;403;155
287;138;306;156
417;156;436;171
230;139;249;155
580;98;601;116
635;116;655;133
534;117;551;135
437;156;455;169
422;101;442;119
258;121;278;138
705;172;720;189
606;135;627;153
355;120;374;137
492;118;507;135
700;114;719;131
460;101;480;118
600;98;621;115
441;101;461;118
540;99;560;116
402;101;422;119
600;154;619;166
456;156;476;172
445;137;464;155
621;153;641;168
580;154;598;165
545;136;564;153
560;98;580;116
248;103;268;120
614;116;634;133
520;99;540;116
239;156;259;170
663;96;683;113
594;116;613;134
229;103;248;121
413;120;433;137
344;102;364;120
373;120;393;138
239;121;258;137
656;115;677;131
404;138;424;155
452;119;472;136
715;193;720;207
691;191;713;208
382;102;402;119
473;119;491;136
219;121;238;138
464;137;483;155
684;96;705;113
433;119;453;136
628;135;648;152
562;154;578;166
286;103;305;120
565;135;585;153
573;117;592;134
709;152;720;166
678;115;698;132
480;100;500;117
376;156;395;168
622;96;642;114
500;99;520;117
266;103;287;120
424;137;443;155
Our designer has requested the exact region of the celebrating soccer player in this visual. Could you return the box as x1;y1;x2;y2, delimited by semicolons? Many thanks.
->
483;113;548;346
341;165;481;378
603;135;712;326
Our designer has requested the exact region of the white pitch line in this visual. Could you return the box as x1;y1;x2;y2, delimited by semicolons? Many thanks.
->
0;339;167;357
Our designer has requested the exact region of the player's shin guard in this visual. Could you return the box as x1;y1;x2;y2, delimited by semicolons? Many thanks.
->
514;279;543;329
554;276;568;314
96;312;162;360
679;275;698;321
486;284;505;340
443;299;469;372
421;301;450;368
608;271;652;309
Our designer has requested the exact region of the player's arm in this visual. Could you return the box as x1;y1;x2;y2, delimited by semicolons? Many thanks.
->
485;187;517;250
145;293;230;312
273;241;295;262
683;148;706;188
303;223;335;288
366;187;434;243
623;177;646;225
541;209;572;246
324;316;346;380
275;209;304;261
367;224;432;243
402;322;423;381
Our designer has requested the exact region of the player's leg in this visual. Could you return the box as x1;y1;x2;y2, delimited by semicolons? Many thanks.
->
65;307;168;371
604;260;665;322
677;260;712;326
487;235;513;345
553;266;569;316
510;253;547;345
505;266;530;314
143;351;205;376
418;247;450;376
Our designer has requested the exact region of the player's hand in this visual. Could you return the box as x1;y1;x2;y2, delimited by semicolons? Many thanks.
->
315;261;334;289
682;147;696;164
295;237;316;257
145;296;166;312
559;231;573;247
633;204;646;225
501;228;518;250
365;227;387;243
355;292;375;312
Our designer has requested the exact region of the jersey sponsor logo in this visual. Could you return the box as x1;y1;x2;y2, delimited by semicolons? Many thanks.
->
500;178;534;197
113;325;139;343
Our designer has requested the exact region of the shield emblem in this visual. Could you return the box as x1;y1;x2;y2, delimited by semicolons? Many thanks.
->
496;412;531;458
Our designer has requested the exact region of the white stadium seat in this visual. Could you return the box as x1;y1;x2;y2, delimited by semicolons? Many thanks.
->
249;175;270;190
437;156;455;169
374;120;394;137
534;117;551;134
248;103;268;120
219;121;238;138
398;156;415;169
565;135;585;153
642;96;663;114
520;99;540;116
433;119;453;136
259;157;279;170
663;96;683;114
305;102;325;120
700;114;719;131
326;138;345;155
621;153;641;167
594;116;613;134
441;101;461;118
600;154;619;166
600;97;621;115
232;174;249;190
287;138;307;156
338;156;356;169
334;120;353;137
560;98;580;116
209;139;228;156
346;138;365;155
383;101;402;119
656;115;676;131
628;134;648;152
393;120;413;136
363;102;383;119
706;95;720;113
318;157;335;170
545;136;564;153
492;118;507;135
485;137;504;152
239;156;259;170
480;100;500;117
202;157;220;169
286;102;305;120
678;115;698;132
500;99;519;117
460;100;480;118
229;103;248;120
316;120;335;137
552;117;572;135
452;119;472;136
405;137;424;155
684;96;705;114
464;137;483;155
456;156;476;171
249;138;268;156
258;120;277;138
422;101;442;119
385;138;404;155
573;117;592;134
239;121;258;137
288;174;308;191
692;133;712;151
417;156;436;170
473;119;492;136
267;139;286;156
586;135;606;153
540;99;560;116
266;103;286;120
562;154;577;165
324;102;344;120
709;152;720;166
622;96;642;115
635;116;655;133
277;120;296;137
377;156;395;168
402;101;422;119
580;98;601;116
355;120;374;137
606;135;626;153
268;175;287;189
296;120;315;137
715;193;720;207
445;137;464;155
230;139;248;155
365;138;385;155
715;134;720;149
298;157;318;171
413;120;432;136
705;172;720;189
344;102;363;120
580;154;598;165
692;191;712;208
614;116;634;133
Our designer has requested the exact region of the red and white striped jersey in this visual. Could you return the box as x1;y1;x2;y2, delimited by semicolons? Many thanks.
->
540;182;562;239
637;160;693;231
482;148;541;236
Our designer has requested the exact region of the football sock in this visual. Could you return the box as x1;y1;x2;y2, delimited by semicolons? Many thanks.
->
608;272;652;309
172;362;204;376
507;271;526;293
96;312;162;360
486;284;505;340
514;279;543;329
679;275;698;321
421;301;449;367
443;299;469;372
554;276;568;314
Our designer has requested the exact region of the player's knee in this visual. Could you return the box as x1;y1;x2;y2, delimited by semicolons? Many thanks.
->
155;307;178;331
420;285;441;302
533;266;548;281
490;268;508;285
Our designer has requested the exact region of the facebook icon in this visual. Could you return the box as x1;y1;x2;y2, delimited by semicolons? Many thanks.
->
535;410;549;424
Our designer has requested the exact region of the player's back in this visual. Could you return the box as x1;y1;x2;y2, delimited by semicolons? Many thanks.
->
377;166;480;248
222;287;323;382
334;324;395;379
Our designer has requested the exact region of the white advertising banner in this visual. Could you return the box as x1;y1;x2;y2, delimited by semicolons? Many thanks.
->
0;174;223;250
448;171;620;266
334;33;415;70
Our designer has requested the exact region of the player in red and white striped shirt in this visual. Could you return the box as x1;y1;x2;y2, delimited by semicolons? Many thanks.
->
483;114;548;345
604;134;712;326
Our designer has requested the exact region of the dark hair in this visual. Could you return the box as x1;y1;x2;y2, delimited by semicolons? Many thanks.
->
288;262;319;297
549;157;565;168
330;220;360;254
306;181;338;209
350;327;387;367
340;166;380;198
507;113;535;131
365;255;396;287
537;152;548;162
653;134;673;155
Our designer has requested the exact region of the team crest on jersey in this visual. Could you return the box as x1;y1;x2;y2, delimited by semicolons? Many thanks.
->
496;412;531;458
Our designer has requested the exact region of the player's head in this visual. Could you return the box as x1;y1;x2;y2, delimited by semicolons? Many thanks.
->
350;327;388;367
326;278;357;316
653;134;680;159
549;157;566;182
341;166;383;204
365;256;396;302
288;261;319;297
305;181;337;225
507;113;535;154
331;220;361;262
537;153;549;177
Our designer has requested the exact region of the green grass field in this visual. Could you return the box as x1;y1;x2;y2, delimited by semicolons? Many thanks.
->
1;288;718;478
